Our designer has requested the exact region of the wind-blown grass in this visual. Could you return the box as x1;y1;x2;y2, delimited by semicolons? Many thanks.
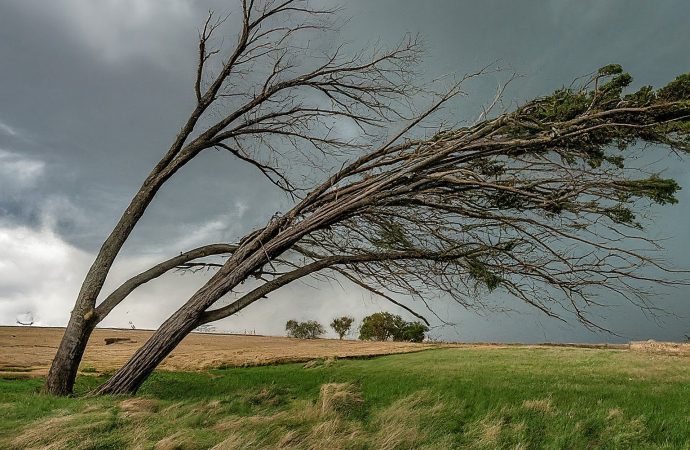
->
1;347;689;449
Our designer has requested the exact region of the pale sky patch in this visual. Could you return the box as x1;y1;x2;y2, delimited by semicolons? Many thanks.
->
0;119;18;137
7;0;197;66
0;149;45;188
0;224;91;326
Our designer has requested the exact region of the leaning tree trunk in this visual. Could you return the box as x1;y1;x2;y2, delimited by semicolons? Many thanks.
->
94;236;278;395
94;278;231;395
44;313;98;395
44;181;163;395
43;88;210;395
93;307;201;395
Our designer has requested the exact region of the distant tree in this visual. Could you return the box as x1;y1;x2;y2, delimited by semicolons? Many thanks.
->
398;322;429;343
359;312;429;342
330;316;355;339
286;320;325;339
359;312;402;341
285;320;299;334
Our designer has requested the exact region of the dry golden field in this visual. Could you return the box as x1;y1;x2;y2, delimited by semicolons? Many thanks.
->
0;326;442;377
2;326;687;379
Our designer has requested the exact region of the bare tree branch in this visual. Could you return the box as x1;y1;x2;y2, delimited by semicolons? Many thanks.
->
93;244;236;321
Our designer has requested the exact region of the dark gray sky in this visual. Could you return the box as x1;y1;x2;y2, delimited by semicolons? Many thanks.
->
1;0;688;342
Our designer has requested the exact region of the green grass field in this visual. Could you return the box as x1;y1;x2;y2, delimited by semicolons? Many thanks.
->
1;347;689;449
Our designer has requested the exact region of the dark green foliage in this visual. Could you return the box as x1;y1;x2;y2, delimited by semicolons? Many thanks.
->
498;66;690;238
285;320;325;339
467;258;503;291
358;312;399;341
596;72;633;107
398;321;429;343
624;85;656;106
618;176;680;205
488;190;528;210
597;64;624;76
372;220;412;251
530;88;590;122
656;73;690;102
358;312;429;342
330;316;355;339
604;205;639;227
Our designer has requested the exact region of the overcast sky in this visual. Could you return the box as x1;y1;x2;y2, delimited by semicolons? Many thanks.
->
1;0;689;342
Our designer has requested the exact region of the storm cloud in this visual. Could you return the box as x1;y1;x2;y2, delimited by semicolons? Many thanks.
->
1;0;689;342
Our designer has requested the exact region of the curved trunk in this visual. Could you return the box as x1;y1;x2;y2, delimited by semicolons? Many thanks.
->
94;304;202;395
95;279;229;395
44;89;223;396
94;221;295;395
95;245;272;395
44;315;97;395
44;181;162;395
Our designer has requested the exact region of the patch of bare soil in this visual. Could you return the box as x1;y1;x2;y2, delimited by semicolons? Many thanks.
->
0;327;440;376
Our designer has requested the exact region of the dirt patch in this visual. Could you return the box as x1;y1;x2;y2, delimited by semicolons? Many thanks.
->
104;337;135;345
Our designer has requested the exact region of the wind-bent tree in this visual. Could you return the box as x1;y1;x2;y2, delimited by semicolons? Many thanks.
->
45;0;423;395
93;62;690;395
46;0;690;396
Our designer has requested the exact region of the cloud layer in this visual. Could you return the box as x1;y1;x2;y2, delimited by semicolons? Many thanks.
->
1;0;689;342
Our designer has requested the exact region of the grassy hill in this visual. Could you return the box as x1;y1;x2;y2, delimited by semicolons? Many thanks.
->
2;347;689;449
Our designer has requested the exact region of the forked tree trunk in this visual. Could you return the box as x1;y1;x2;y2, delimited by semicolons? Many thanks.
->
43;93;210;395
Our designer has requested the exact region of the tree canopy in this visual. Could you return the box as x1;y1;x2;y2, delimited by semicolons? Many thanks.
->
359;312;429;342
96;58;690;395
330;316;355;339
286;320;325;339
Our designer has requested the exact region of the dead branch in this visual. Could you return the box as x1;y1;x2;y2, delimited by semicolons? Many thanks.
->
93;244;236;321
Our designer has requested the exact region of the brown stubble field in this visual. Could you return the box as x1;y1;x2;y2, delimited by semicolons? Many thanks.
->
2;326;688;379
0;326;443;377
